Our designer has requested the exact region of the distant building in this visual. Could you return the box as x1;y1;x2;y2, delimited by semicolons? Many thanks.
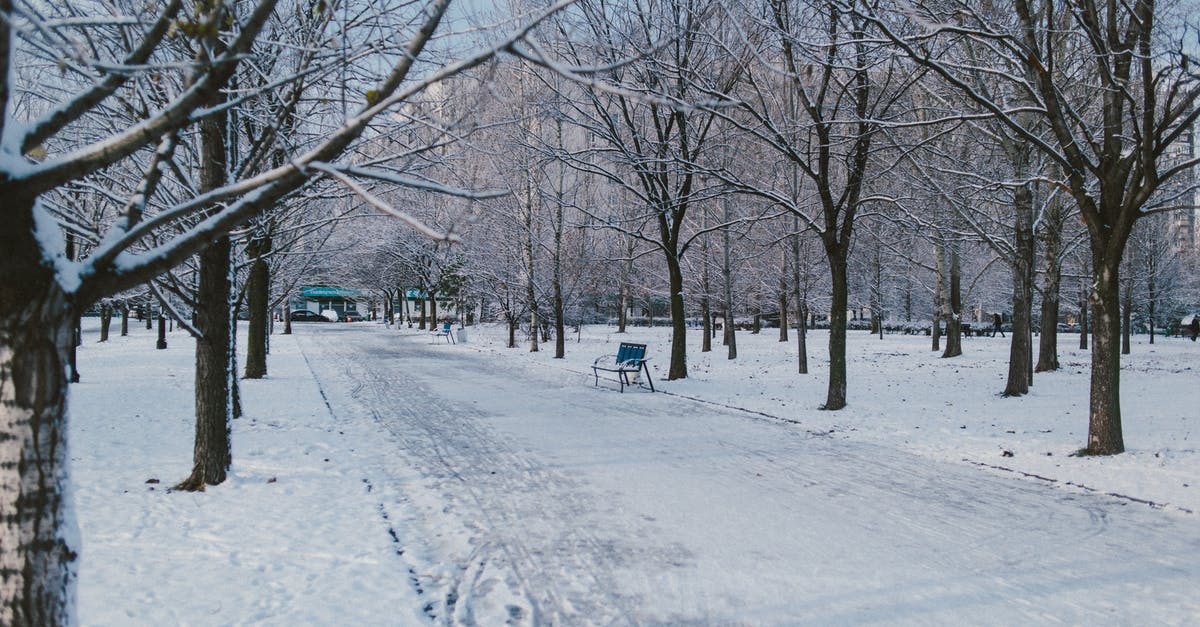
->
1165;118;1198;253
295;286;364;316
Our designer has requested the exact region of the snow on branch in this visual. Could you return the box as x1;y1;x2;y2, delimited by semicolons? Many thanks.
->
309;162;462;243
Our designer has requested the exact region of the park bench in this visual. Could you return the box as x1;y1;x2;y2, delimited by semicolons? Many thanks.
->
592;342;654;393
432;322;454;344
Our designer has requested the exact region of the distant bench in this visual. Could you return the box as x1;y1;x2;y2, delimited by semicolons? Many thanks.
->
592;342;654;393
432;322;454;344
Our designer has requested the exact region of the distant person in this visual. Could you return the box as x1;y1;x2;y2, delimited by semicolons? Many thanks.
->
1190;316;1198;342
991;313;1005;338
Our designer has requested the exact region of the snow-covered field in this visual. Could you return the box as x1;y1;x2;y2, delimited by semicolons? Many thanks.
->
69;318;1200;624
463;322;1200;516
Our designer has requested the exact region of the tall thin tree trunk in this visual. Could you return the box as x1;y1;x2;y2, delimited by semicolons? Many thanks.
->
1086;258;1124;454
1036;197;1064;371
1003;184;1035;396
120;303;129;337
701;226;712;353
722;211;736;360
99;303;111;342
1147;275;1157;345
779;257;789;342
244;247;270;378
176;57;232;491
825;249;849;409
283;304;292;335
792;219;808;374
942;240;962;358
1120;276;1132;355
933;242;944;352
1079;276;1089;350
666;253;688;379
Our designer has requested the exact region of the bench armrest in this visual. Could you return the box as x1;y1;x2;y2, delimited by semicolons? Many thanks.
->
593;354;617;366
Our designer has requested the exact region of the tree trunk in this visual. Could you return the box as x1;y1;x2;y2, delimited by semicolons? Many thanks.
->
176;75;232;491
176;238;233;491
1079;276;1089;350
1036;197;1064;371
0;216;78;625
1147;275;1157;345
666;252;688;380
942;241;962;358
1086;259;1124;454
797;301;808;374
244;250;269;379
99;303;111;342
1036;260;1062;373
553;270;564;359
778;255;789;342
1121;276;1132;355
722;217;736;360
932;243;944;352
282;304;292;335
120;303;130;337
1003;184;1035;397
824;249;849;409
792;221;808;374
507;315;517;348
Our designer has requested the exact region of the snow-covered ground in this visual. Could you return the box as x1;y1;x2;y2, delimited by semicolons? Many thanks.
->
463;322;1200;516
70;319;1200;624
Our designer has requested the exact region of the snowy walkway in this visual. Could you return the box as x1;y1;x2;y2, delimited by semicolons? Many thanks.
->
293;323;1200;624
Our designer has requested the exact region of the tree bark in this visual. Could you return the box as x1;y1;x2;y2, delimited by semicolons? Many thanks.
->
1002;184;1035;397
99;303;111;342
666;251;688;379
120;302;129;337
0;213;77;626
722;213;736;360
778;265;789;343
931;237;940;348
1079;276;1089;350
1036;250;1062;373
282;304;292;335
1086;259;1124;454
176;237;233;491
244;245;270;379
553;252;565;359
176;64;232;491
792;222;808;374
824;249;849;409
1121;276;1132;355
941;239;963;358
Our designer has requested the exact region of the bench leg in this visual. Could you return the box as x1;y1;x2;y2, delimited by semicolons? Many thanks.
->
641;363;654;392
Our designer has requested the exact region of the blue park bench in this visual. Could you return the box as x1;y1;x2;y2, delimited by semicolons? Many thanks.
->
432;321;454;344
591;342;654;393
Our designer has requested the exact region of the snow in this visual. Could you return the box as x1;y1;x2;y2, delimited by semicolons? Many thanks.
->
70;319;1200;624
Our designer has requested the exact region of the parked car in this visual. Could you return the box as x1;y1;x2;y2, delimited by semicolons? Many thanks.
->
342;310;365;322
289;310;328;322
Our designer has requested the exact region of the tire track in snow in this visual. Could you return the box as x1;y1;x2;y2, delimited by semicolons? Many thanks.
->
295;324;1200;624
298;326;661;625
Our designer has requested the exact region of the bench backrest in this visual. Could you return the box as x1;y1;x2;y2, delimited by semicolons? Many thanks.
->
441;322;451;333
616;342;647;364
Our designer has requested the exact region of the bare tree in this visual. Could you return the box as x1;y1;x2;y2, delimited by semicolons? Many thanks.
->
0;0;571;620
859;0;1200;454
